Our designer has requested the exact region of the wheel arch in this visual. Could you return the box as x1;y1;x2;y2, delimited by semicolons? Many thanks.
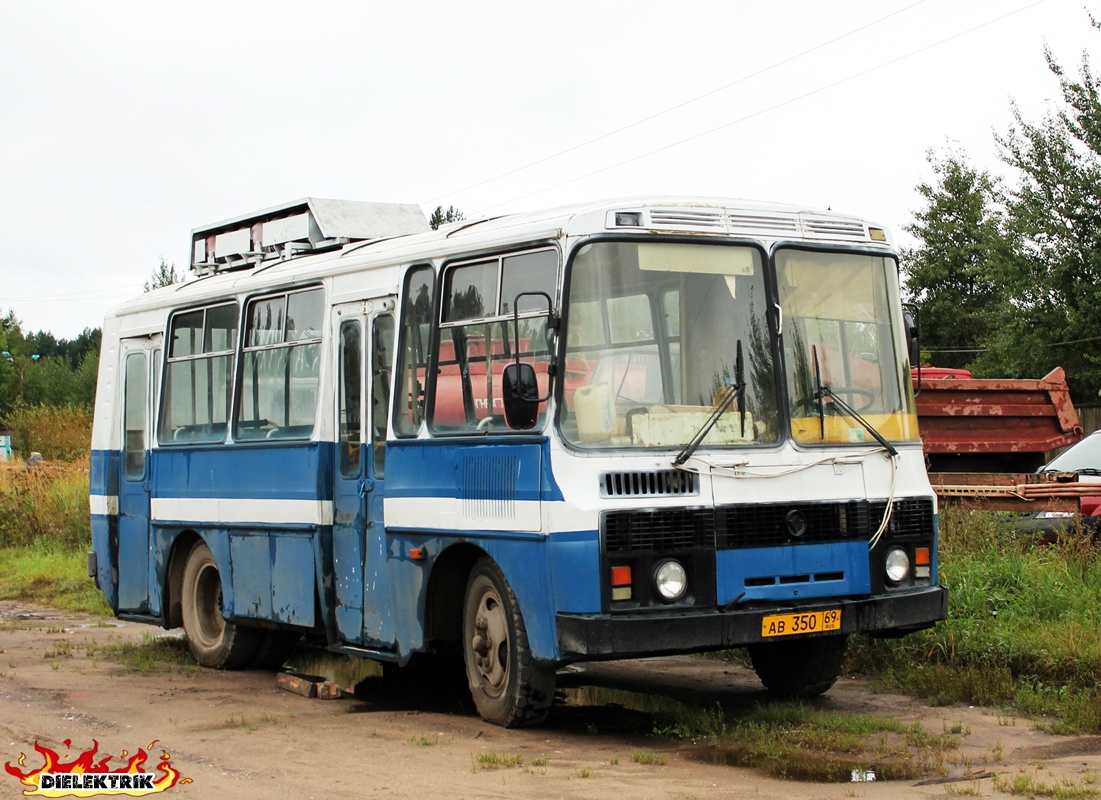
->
165;530;204;629
424;542;485;653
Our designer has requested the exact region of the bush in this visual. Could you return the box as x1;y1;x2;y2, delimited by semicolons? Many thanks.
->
2;404;92;461
0;461;90;549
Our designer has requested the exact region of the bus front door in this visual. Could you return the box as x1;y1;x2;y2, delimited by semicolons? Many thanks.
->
332;300;396;647
116;336;159;612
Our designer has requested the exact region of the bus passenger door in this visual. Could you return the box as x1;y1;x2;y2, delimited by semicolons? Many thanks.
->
332;300;396;647
116;336;159;612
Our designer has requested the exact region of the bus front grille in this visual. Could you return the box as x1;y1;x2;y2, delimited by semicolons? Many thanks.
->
604;508;716;552
602;498;934;553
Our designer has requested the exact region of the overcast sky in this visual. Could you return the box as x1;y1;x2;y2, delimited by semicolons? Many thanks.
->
1;0;1095;339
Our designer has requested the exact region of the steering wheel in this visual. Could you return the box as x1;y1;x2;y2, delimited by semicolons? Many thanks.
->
828;386;876;413
792;387;876;415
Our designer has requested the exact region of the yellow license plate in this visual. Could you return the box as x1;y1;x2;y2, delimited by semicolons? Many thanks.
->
761;609;842;638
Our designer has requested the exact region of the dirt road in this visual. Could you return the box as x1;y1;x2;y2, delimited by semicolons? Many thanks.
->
2;602;1099;799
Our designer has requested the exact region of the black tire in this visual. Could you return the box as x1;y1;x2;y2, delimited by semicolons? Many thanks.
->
251;630;302;671
180;541;260;669
462;557;555;727
747;634;849;698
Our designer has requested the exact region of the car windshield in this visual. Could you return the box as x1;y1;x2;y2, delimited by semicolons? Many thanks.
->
1044;433;1101;472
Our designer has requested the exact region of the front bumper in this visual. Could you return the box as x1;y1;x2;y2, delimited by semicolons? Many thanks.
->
556;585;947;660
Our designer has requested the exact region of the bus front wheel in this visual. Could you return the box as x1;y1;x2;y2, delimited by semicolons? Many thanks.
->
462;557;555;727
180;541;260;669
747;634;848;698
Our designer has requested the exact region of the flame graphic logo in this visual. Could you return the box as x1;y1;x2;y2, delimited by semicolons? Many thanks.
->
4;740;190;797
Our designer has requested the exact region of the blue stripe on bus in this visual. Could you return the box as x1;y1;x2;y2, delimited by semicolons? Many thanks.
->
150;443;334;501
386;437;563;502
716;541;871;604
90;449;119;497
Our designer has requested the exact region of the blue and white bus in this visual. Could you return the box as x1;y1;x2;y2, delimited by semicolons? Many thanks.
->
90;196;946;727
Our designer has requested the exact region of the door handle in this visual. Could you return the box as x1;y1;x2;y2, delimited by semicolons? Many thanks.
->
359;478;374;497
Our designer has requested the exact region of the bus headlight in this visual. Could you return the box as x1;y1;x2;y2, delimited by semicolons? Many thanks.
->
654;559;687;602
885;547;910;584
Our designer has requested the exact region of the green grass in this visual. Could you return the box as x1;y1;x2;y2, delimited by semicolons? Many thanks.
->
993;771;1100;799
848;507;1101;733
0;545;110;615
472;752;524;772
100;635;199;676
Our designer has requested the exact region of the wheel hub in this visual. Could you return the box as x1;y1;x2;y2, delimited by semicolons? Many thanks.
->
471;591;509;696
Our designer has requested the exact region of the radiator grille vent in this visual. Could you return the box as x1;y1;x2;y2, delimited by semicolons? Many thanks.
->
869;497;935;538
600;470;698;498
719;501;870;549
604;509;716;552
603;498;934;553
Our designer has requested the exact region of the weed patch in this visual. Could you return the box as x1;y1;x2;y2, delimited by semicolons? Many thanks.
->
630;751;669;766
472;752;523;772
100;635;198;676
848;507;1101;733
0;546;110;614
682;701;961;782
0;462;90;549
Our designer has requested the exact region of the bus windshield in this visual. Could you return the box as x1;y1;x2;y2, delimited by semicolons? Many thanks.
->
560;240;779;449
776;248;918;446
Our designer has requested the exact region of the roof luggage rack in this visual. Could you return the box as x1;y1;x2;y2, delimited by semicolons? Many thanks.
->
189;197;429;276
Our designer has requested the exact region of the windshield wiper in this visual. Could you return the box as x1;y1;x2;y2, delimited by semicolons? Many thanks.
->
818;385;898;457
812;345;827;440
674;341;745;466
810;345;897;457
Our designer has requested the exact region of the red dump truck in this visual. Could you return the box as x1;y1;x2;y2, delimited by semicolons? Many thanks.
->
914;366;1083;473
914;366;1095;517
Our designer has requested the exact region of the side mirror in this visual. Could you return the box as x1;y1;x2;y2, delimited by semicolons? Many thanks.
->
903;304;921;397
502;363;540;430
903;307;920;365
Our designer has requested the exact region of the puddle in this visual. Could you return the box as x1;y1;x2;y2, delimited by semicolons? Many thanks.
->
685;747;918;783
556;682;929;783
272;655;934;784
0;610;63;621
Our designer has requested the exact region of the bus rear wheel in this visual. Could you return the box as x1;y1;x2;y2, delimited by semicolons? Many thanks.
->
747;634;848;698
180;541;260;669
462;557;554;727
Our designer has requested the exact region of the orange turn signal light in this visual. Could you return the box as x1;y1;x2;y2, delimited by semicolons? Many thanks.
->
409;547;427;561
914;547;930;566
610;566;632;587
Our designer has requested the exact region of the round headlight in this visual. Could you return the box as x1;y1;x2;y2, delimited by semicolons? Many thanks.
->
654;560;687;602
885;547;910;584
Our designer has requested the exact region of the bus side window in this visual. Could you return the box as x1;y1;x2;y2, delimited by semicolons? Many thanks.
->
159;302;238;444
338;320;362;478
433;249;558;432
236;287;324;441
123;352;147;479
372;315;394;477
395;266;434;436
